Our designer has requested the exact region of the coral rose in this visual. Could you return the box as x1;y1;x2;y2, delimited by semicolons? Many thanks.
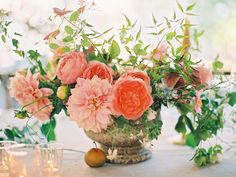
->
56;51;87;84
83;61;113;83
112;77;153;120
10;70;53;121
120;70;152;92
120;70;150;86
67;76;113;133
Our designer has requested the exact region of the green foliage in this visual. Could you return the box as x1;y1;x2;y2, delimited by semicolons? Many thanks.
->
40;117;56;141
186;2;197;11
193;145;222;167
1;126;35;144
212;58;223;73
175;115;187;134
70;10;79;21
148;118;163;140
115;116;130;128
109;40;120;58
228;92;236;106
65;25;74;35
185;133;198;148
12;38;19;49
49;43;59;49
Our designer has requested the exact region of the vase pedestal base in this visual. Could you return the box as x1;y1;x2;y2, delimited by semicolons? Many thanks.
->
100;144;152;164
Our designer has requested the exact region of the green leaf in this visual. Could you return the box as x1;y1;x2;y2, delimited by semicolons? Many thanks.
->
1;35;6;43
175;116;186;134
4;129;14;140
148;32;158;36
228;92;236;106
173;10;176;20
152;13;157;25
115;116;130;128
212;59;223;73
37;60;47;75
12;39;19;49
14;32;23;36
186;2;197;11
63;46;71;52
133;43;142;55
186;13;197;16
136;27;141;41
123;14;131;26
183;23;196;27
84;21;93;27
28;50;40;61
13;50;24;57
40;117;56;142
185;116;194;131
166;31;176;41
177;1;184;12
63;36;73;43
64;25;74;35
81;37;90;47
109;40;120;58
49;43;59;49
70;10;79;21
185;133;198;148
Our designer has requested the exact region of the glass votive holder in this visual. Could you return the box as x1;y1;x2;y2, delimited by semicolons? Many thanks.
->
36;142;63;177
0;141;17;177
6;144;39;177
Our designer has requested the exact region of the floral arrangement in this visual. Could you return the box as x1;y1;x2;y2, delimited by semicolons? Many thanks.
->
0;1;235;166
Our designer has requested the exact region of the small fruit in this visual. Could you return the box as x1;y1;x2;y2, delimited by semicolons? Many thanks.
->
84;148;106;167
57;85;69;100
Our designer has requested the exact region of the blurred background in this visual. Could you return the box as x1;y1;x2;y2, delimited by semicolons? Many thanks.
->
0;0;236;109
0;0;235;150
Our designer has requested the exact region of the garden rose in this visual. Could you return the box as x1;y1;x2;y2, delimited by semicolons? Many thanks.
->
83;61;113;83
67;76;113;133
10;70;53;121
153;42;168;59
120;70;150;86
56;51;87;84
191;65;213;86
120;70;151;92
112;77;153;120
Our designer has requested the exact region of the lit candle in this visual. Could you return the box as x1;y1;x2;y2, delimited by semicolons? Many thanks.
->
43;160;60;177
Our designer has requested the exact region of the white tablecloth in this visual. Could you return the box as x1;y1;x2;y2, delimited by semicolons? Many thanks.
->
62;147;236;177
1;108;236;177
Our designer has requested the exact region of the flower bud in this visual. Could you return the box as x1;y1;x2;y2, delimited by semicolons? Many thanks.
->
57;85;69;100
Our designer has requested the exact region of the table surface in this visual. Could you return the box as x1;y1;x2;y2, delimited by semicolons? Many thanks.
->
62;148;236;177
1;108;236;177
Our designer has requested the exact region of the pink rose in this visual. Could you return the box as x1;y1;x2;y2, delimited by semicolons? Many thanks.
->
67;76;113;133
83;60;113;83
191;65;213;86
112;77;153;120
57;51;87;84
153;42;168;59
10;70;53;121
147;42;168;60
